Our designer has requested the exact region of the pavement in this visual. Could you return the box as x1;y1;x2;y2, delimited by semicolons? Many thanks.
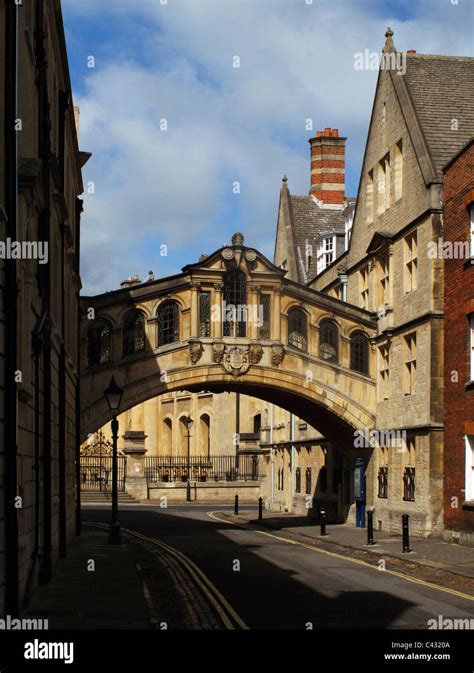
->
24;524;151;629
217;508;474;578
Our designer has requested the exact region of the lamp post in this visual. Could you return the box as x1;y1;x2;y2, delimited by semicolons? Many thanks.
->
184;416;194;502
104;375;123;545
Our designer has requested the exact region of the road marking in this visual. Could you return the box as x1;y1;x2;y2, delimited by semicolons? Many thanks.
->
207;512;474;603
87;521;248;630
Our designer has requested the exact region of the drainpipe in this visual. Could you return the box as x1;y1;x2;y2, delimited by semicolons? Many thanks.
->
4;0;20;616
22;320;44;607
290;413;295;511
339;272;348;302
269;404;274;507
235;392;240;468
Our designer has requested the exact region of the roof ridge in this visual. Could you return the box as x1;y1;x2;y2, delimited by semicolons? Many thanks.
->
406;53;474;61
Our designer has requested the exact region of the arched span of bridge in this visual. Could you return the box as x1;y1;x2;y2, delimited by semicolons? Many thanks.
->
80;235;377;450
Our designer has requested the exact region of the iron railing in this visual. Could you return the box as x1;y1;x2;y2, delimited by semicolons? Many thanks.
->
145;455;259;483
80;455;126;491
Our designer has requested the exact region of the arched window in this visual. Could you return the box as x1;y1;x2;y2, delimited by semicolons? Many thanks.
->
200;414;210;458
319;319;339;363
87;320;111;366
350;331;370;375
223;269;247;337
287;307;307;351
122;310;145;356
163;418;173;454
157;301;179;347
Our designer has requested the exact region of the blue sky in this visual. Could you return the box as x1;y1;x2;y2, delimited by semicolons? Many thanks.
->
61;0;473;295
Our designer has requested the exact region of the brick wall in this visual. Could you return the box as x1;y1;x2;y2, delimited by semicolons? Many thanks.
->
443;141;474;539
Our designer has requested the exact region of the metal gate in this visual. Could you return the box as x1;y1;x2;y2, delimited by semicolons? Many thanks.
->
80;455;126;491
80;430;126;492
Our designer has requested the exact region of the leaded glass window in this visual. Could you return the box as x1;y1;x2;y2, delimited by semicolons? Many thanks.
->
157;301;179;346
87;321;111;366
288;308;307;351
319;319;338;363
123;310;145;356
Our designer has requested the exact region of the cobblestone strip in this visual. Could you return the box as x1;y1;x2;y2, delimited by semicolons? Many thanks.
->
126;534;225;630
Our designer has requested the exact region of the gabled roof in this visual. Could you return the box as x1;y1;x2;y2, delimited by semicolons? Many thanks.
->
403;54;474;178
181;239;286;277
288;195;354;282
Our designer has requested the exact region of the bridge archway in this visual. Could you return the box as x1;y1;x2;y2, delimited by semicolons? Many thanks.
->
81;235;377;453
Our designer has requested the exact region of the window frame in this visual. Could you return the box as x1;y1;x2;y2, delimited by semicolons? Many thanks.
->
87;320;112;367
319;319;339;364
157;300;180;347
403;332;417;395
122;309;146;357
404;230;418;294
287;307;308;352
350;331;370;376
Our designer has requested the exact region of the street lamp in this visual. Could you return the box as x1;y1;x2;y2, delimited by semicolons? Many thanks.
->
104;375;123;545
184;416;194;502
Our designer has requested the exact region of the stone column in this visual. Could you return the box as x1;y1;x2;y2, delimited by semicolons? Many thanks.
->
190;282;199;338
272;287;282;341
248;284;260;340
212;282;223;339
122;430;148;500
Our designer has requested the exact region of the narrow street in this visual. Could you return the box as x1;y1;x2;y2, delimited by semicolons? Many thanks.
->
84;504;474;630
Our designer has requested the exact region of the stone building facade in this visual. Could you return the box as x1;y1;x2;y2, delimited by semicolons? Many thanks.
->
0;0;87;613
307;33;473;536
443;139;474;545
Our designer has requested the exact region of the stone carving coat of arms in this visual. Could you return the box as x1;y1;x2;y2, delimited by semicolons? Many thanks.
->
223;346;251;377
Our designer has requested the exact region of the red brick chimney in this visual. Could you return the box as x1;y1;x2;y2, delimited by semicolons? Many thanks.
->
308;128;346;206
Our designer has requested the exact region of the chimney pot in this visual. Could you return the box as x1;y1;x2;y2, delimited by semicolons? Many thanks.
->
316;130;322;137
331;129;339;137
324;127;331;136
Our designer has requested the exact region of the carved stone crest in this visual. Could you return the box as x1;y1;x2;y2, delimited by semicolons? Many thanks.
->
212;342;225;363
271;345;284;367
249;344;263;365
189;341;203;364
223;346;251;377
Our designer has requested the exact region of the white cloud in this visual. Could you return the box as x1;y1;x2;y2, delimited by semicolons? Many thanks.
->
64;0;472;294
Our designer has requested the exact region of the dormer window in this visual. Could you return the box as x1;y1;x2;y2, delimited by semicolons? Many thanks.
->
317;235;336;274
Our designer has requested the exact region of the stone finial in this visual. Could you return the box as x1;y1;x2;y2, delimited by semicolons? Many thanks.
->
231;232;245;246
282;175;288;182
385;26;394;49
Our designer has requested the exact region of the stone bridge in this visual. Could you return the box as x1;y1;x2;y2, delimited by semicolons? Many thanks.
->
80;234;377;450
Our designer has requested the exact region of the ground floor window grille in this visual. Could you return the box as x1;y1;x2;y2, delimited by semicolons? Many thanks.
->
403;467;415;501
378;466;388;499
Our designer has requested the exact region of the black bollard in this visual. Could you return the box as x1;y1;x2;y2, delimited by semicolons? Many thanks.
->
234;494;239;515
320;509;327;536
258;497;263;520
367;510;375;545
402;514;410;552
